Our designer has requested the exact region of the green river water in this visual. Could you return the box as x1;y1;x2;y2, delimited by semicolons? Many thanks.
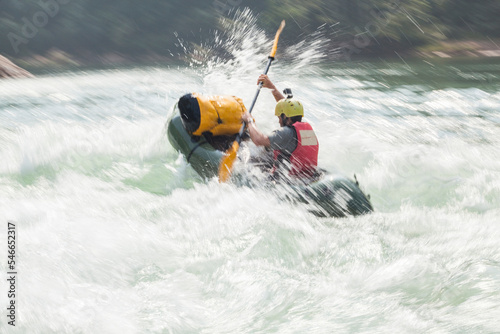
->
0;19;500;334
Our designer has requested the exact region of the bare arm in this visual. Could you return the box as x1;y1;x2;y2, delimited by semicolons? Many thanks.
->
242;112;270;147
258;74;284;102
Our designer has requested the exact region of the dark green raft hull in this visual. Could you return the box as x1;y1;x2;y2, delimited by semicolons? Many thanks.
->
167;105;373;217
167;105;225;178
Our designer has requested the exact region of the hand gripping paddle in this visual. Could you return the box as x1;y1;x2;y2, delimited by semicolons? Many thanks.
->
218;20;286;182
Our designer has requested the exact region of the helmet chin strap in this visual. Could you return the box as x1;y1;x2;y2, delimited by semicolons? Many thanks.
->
280;114;292;126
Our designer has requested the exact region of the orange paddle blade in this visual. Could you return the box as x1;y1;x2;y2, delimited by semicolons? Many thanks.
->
218;141;240;183
270;20;286;58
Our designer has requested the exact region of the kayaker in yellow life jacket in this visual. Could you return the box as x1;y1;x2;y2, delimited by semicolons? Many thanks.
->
242;74;320;181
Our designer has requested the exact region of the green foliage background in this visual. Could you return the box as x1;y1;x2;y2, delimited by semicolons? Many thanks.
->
1;0;499;59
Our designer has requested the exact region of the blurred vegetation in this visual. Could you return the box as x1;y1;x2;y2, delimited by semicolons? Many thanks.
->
1;0;499;61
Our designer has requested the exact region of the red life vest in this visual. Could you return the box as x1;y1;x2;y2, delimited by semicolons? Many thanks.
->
273;122;319;178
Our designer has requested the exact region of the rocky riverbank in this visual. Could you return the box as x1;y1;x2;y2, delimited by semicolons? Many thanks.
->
414;39;500;59
0;55;34;79
4;49;178;73
3;38;500;77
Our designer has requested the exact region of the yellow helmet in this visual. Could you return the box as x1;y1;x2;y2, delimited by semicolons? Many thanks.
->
274;98;304;117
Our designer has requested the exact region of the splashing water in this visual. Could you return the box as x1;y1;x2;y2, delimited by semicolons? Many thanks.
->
1;10;500;333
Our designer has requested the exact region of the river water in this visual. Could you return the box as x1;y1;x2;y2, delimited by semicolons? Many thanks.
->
1;24;500;333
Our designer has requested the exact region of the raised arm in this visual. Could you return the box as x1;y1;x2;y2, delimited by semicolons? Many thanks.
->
257;74;284;102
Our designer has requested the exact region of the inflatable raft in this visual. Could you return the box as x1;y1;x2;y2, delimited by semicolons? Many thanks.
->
166;94;373;218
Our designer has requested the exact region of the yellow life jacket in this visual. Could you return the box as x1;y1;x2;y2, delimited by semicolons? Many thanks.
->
189;93;246;137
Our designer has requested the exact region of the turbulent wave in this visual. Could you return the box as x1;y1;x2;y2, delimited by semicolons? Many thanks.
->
1;10;500;333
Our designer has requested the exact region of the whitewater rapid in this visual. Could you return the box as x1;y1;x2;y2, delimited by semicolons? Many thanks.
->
1;14;500;332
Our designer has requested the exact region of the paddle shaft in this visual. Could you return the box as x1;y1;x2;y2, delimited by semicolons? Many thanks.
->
218;20;284;182
234;56;274;143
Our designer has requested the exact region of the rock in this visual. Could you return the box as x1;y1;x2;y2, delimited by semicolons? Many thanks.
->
478;50;500;57
432;51;451;58
0;55;34;79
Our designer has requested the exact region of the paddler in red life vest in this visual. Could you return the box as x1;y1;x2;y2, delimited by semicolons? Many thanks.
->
242;74;320;182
